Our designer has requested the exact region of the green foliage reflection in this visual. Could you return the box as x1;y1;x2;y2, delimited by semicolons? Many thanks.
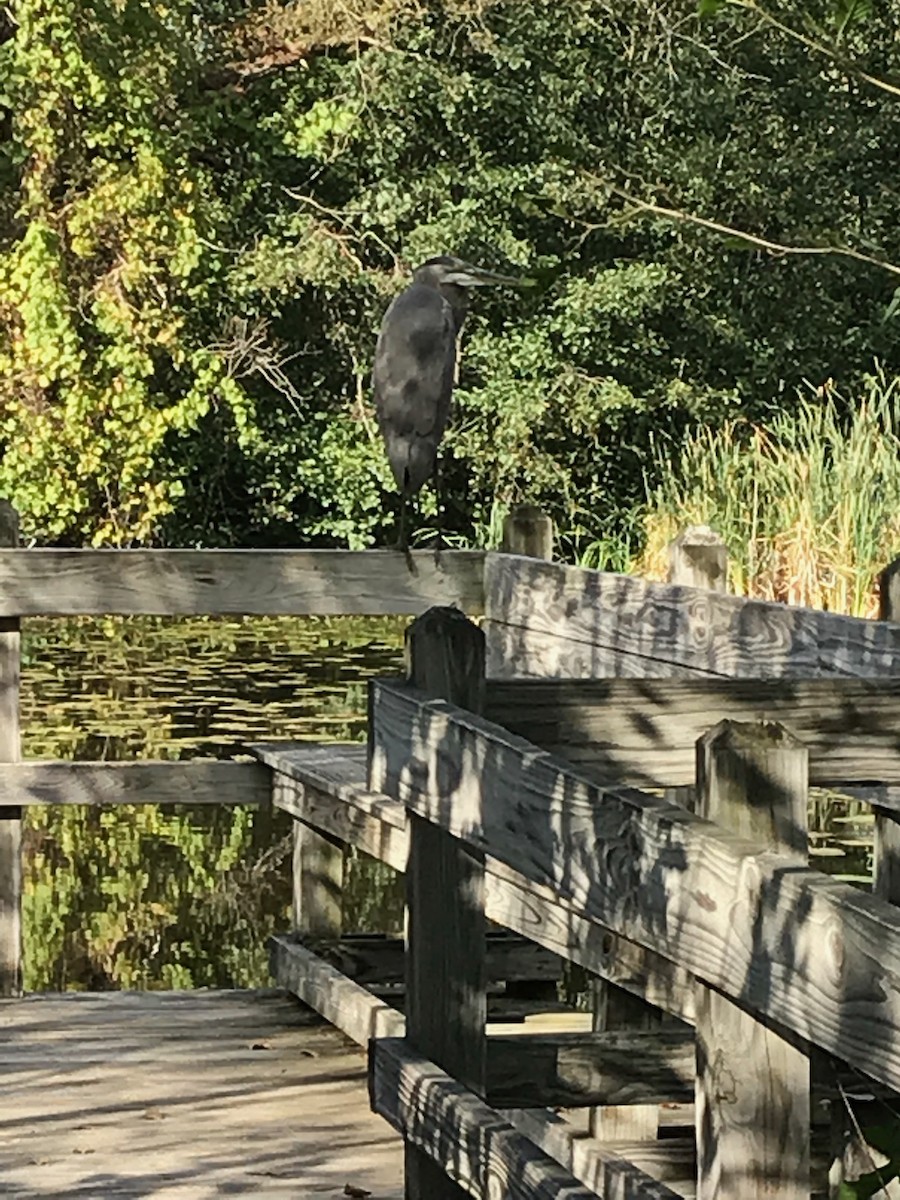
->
20;615;405;991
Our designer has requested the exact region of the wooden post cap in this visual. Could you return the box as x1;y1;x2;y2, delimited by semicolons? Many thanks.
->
501;505;554;561
668;525;728;592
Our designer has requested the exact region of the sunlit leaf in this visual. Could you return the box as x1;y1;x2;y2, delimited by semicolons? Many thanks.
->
830;0;873;38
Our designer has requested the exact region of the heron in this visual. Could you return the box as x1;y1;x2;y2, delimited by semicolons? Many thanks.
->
372;255;520;551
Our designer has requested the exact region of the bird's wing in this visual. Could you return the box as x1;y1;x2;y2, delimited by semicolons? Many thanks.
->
372;284;457;492
373;284;456;438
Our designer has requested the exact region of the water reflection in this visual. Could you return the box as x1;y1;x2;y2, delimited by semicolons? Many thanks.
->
21;615;873;992
21;615;406;992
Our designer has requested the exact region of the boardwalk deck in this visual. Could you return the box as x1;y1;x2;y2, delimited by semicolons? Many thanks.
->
0;989;403;1198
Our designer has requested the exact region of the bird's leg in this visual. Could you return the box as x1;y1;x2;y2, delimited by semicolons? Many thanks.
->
399;491;416;574
431;457;447;564
398;489;407;552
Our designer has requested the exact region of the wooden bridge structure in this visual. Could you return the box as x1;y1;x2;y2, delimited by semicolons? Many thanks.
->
5;503;900;1197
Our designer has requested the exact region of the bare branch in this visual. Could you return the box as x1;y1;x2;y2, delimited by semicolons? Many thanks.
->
726;0;900;100
590;177;900;279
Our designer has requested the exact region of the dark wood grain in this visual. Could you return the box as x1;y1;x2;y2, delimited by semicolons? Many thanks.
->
304;933;560;988
484;554;900;679
401;608;487;1200
370;679;900;1095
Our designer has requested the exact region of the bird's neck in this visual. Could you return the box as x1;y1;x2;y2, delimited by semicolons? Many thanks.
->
438;283;470;336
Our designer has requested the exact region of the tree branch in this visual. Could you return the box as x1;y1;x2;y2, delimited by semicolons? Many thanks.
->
592;178;900;279
725;0;900;100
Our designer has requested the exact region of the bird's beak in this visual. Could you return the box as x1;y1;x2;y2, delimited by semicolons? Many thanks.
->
444;264;523;287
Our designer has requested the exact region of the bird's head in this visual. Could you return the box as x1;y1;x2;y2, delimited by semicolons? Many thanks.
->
412;255;521;292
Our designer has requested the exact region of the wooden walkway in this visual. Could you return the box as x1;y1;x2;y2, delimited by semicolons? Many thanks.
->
0;989;403;1198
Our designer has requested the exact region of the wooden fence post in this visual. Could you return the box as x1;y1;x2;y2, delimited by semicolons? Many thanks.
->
695;720;809;1200
587;525;731;1143
403;606;486;1200
292;823;343;939
843;556;900;1191
667;525;728;593
0;500;20;997
875;559;900;904
501;503;554;561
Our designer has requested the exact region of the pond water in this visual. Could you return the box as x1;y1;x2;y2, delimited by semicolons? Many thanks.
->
19;616;874;991
20;615;407;992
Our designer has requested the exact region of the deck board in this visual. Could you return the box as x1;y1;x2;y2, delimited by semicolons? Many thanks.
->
0;989;403;1198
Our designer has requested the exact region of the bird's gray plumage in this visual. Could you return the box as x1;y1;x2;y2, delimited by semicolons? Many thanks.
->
372;255;518;549
373;279;459;495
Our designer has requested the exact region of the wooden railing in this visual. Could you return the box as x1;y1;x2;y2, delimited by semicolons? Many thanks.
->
10;502;900;1197
0;497;487;997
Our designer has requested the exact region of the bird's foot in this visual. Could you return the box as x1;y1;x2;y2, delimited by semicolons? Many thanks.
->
387;538;417;574
421;530;448;567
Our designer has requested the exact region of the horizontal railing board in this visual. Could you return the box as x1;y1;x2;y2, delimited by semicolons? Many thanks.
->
0;549;485;616
252;743;685;1006
305;932;561;988
370;680;900;1095
271;935;681;1197
486;1029;694;1109
259;744;410;869
484;554;900;679
500;1110;696;1199
0;761;269;806
370;1037;682;1200
269;934;405;1044
484;676;900;787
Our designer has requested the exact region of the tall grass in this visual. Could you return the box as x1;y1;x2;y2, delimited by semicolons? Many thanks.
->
636;372;900;616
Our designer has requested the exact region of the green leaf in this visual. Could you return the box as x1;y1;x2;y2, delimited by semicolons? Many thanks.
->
697;0;729;15
882;287;900;323
830;0;873;38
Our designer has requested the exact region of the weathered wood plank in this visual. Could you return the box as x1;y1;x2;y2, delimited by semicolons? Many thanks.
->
695;722;810;1200
501;504;554;561
873;574;900;903
266;745;409;868
272;934;673;1196
500;1109;695;1199
306;932;560;988
668;525;728;593
486;1028;694;1109
484;676;900;787
269;933;405;1043
370;680;900;1094
596;934;695;1025
589;979;663;1142
0;548;485;616
484;554;900;679
292;822;343;937
254;743;687;1019
1;989;404;1199
402;607;487;1200
370;1037;617;1200
0;500;20;998
0;760;270;806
